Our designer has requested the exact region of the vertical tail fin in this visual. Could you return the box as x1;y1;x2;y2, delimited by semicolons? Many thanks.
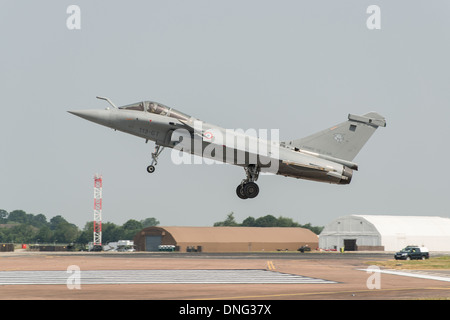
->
285;112;386;161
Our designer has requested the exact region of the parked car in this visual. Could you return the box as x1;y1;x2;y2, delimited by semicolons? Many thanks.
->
297;245;311;253
394;246;429;260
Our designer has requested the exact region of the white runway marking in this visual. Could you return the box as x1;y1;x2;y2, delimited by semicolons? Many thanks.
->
361;268;450;283
0;269;337;285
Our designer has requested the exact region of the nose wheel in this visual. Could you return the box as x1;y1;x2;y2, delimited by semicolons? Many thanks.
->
236;165;260;199
147;145;164;174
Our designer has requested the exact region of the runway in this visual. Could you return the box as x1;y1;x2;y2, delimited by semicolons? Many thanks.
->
0;251;449;300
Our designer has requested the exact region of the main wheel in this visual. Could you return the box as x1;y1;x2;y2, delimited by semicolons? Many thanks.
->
147;165;155;173
236;184;248;199
243;182;259;198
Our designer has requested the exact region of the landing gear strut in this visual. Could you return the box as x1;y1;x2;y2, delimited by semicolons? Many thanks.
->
147;145;164;173
236;165;260;199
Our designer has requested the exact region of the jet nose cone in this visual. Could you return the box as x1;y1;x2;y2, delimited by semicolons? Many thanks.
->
68;109;111;127
67;110;88;118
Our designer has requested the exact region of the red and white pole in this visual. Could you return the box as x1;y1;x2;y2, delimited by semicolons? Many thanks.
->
93;174;102;246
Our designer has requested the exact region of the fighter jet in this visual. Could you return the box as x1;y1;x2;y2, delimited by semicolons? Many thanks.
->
69;97;386;199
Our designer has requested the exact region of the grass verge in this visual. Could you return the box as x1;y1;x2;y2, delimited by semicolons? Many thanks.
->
367;256;450;270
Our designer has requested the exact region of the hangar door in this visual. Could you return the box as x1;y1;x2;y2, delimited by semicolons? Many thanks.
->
344;239;357;251
145;235;162;251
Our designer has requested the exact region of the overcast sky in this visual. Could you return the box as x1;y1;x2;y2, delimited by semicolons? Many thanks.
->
1;1;450;229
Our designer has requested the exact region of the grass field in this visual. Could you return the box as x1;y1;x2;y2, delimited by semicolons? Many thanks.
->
368;256;450;270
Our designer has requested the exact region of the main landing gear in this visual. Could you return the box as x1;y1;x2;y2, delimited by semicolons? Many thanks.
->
236;165;260;199
147;144;164;173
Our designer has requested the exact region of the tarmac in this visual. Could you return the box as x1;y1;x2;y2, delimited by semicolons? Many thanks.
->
0;251;449;300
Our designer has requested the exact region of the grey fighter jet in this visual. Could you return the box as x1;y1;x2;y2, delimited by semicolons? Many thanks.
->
69;97;386;199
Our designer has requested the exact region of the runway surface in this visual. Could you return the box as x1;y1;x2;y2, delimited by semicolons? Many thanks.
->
0;251;449;300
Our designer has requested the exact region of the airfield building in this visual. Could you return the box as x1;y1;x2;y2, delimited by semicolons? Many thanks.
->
319;215;450;252
134;226;318;252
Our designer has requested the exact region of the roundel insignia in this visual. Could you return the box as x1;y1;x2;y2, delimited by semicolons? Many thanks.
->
334;133;344;143
203;131;214;140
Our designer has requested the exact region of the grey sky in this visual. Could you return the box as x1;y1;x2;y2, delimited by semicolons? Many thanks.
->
1;1;449;228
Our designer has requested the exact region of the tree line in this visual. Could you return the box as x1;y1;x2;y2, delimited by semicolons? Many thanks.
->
0;209;324;245
213;212;324;235
0;209;159;245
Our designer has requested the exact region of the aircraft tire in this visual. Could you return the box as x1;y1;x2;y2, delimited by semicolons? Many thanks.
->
236;185;248;199
243;182;259;199
147;165;155;173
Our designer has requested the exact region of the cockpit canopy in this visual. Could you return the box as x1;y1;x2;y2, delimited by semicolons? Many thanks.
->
119;101;191;121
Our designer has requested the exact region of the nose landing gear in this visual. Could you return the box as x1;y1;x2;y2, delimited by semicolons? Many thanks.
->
236;165;260;199
147;145;164;173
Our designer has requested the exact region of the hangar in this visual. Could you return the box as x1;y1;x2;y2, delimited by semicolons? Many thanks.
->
319;215;450;252
134;226;318;252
